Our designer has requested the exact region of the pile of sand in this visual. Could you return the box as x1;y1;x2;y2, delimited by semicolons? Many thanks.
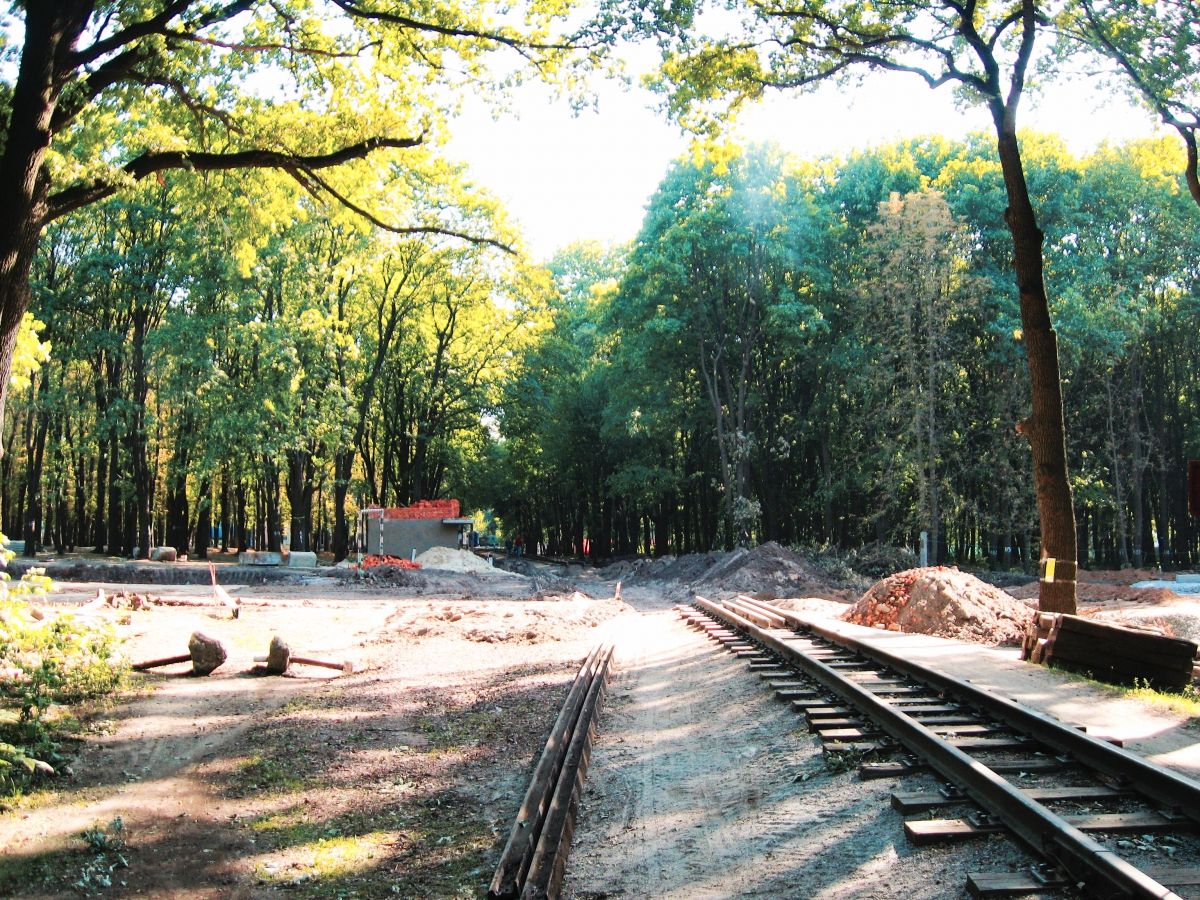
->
843;566;1034;645
415;547;502;573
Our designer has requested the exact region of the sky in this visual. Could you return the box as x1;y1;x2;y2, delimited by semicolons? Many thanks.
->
447;59;1168;261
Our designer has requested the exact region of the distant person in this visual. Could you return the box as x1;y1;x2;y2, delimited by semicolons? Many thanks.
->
505;538;513;558
514;536;523;558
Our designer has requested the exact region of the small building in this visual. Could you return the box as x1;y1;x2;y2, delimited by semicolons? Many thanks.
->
359;500;474;559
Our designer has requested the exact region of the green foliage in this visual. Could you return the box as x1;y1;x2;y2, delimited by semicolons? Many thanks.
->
1058;0;1200;202
482;133;1200;569
0;535;125;792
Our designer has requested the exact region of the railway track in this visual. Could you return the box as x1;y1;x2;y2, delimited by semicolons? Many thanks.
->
681;595;1200;900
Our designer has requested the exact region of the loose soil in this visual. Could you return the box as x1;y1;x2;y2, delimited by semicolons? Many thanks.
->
844;567;1035;645
615;541;859;603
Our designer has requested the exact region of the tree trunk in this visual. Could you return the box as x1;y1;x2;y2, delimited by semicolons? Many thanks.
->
23;406;47;555
1104;368;1130;568
993;128;1078;613
107;435;123;555
264;460;282;553
332;449;353;561
130;317;152;558
285;448;315;552
219;470;230;552
194;478;211;559
0;3;93;441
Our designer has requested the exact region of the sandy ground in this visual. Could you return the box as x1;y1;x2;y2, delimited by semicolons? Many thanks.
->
561;592;1032;900
2;568;1199;900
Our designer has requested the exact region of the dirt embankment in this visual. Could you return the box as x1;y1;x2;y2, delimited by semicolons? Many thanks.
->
336;564;590;601
609;541;859;603
1006;581;1180;605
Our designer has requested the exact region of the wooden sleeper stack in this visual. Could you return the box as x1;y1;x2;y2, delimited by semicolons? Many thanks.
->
1022;613;1197;690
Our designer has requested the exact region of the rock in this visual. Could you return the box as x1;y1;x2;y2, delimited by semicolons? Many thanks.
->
188;631;228;676
238;550;282;566
151;547;178;562
286;551;317;568
265;635;291;674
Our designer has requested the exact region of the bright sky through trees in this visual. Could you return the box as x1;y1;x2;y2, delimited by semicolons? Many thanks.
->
449;58;1164;259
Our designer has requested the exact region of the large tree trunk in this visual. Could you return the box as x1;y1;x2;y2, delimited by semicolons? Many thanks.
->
129;312;152;557
165;417;192;553
994;128;1078;614
194;478;211;559
332;450;353;561
264;459;282;553
0;3;93;443
285;448;315;552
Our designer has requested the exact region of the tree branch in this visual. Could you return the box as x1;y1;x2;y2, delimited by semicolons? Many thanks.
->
44;136;422;221
162;29;380;59
327;0;575;54
288;167;516;254
72;0;211;67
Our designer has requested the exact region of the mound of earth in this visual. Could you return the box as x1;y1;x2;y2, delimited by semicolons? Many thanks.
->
1005;581;1180;605
623;541;857;602
416;547;497;572
769;597;850;618
844;566;1034;645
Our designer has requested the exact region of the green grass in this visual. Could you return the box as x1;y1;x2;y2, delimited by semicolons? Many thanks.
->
233;753;307;795
249;796;495;899
1048;665;1200;721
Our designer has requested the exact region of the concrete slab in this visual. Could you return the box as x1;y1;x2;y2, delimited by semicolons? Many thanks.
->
286;551;317;568
796;613;1200;780
1132;579;1200;593
238;550;282;566
150;546;177;562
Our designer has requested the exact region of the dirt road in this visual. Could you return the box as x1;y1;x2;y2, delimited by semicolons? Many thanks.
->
561;592;1029;900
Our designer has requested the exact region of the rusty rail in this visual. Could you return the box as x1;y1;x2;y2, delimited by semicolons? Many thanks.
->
690;597;1190;900
489;642;614;900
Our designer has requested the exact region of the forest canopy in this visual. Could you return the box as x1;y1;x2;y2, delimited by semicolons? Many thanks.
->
6;132;1197;576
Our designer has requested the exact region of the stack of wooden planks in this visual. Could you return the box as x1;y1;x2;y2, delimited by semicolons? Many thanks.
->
1021;613;1198;689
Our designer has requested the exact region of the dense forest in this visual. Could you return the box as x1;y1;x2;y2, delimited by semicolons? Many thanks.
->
5;132;1197;571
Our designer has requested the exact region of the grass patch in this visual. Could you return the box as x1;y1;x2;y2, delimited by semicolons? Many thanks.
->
0;848;82;894
0;818;128;895
249;793;494;899
233;753;306;795
1048;666;1200;722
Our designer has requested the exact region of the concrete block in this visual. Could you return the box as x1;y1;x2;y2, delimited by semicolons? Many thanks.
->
287;551;317;568
6;540;24;553
151;546;178;562
238;550;282;566
1176;574;1200;583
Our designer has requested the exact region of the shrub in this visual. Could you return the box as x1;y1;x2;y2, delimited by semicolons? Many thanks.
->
0;535;126;791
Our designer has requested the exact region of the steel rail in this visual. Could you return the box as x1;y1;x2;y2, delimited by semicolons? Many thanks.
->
693;597;1184;900
792;614;1200;827
490;644;602;900
522;642;615;900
